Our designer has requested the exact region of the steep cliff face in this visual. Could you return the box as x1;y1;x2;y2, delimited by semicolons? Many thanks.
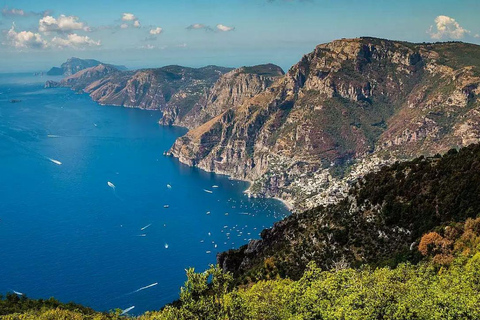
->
160;64;284;128
169;38;480;210
46;65;233;114
50;64;123;91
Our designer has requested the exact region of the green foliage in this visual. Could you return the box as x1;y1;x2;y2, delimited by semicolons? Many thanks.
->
0;294;119;319
240;64;284;77
219;143;480;282
142;249;480;320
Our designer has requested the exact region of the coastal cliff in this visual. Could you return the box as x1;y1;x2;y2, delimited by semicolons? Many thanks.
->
169;38;480;210
160;64;284;128
45;38;480;211
46;65;234;117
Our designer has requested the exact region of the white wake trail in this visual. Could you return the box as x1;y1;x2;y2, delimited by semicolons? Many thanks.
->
127;282;158;295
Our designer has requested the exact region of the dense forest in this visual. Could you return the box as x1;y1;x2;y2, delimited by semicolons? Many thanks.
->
3;144;480;319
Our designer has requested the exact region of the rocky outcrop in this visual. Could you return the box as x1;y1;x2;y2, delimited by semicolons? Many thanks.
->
46;57;127;76
169;38;480;210
48;64;122;91
46;65;233;115
160;64;284;128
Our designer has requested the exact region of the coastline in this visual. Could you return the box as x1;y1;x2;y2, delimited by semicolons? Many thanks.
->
54;83;296;214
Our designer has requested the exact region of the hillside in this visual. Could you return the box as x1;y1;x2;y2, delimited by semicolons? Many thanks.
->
45;63;286;128
218;143;480;282
160;64;284;128
169;38;480;210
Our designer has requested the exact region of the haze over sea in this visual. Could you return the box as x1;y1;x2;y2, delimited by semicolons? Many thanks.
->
0;73;290;314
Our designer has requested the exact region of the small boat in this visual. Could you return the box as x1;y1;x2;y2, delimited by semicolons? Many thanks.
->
206;211;211;215
9;99;22;103
212;185;219;188
166;184;172;189
203;189;213;194
206;251;211;254
48;158;62;165
164;205;169;208
164;243;169;249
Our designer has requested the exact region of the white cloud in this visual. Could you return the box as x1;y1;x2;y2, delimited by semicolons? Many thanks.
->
216;24;234;32
6;24;47;49
39;14;89;33
428;15;470;40
51;33;100;48
150;27;163;35
122;13;136;21
120;13;140;29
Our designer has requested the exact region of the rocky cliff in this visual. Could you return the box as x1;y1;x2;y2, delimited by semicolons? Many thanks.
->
169;38;480;210
46;63;284;127
160;64;284;128
46;65;234;115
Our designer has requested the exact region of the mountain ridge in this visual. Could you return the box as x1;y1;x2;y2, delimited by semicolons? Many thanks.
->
44;38;480;212
169;37;480;210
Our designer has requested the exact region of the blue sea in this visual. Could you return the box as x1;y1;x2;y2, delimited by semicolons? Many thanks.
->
0;73;289;314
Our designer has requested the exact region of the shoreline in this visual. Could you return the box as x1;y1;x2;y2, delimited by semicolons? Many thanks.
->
54;83;296;213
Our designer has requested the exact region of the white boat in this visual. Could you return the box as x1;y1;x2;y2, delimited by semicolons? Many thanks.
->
203;189;213;194
48;158;62;165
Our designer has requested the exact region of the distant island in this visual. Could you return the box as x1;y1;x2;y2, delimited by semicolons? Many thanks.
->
46;57;127;76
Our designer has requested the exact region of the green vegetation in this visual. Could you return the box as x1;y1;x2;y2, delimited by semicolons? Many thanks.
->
219;143;480;282
240;64;285;77
4;225;480;320
0;294;120;319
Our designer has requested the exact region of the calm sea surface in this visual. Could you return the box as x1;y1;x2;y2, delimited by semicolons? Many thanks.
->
0;73;290;314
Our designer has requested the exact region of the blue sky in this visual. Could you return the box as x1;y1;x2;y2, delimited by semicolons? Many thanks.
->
1;0;479;72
